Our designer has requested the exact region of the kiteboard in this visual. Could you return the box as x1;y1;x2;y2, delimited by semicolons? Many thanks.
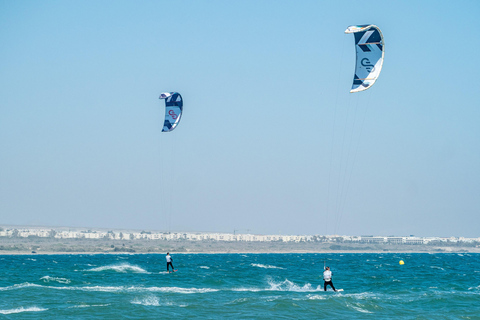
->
169;269;178;273
325;289;343;292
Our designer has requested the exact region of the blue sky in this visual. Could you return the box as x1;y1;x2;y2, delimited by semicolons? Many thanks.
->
1;0;479;237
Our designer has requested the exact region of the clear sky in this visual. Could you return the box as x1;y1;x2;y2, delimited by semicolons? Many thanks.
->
1;0;479;237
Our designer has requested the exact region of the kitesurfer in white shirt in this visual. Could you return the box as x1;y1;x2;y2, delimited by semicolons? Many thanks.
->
323;266;337;292
166;252;175;272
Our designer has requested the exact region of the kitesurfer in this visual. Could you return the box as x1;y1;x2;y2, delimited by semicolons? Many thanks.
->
166;252;175;272
323;266;337;292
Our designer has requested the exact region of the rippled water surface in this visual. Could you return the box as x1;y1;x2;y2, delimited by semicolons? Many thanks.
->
0;253;479;319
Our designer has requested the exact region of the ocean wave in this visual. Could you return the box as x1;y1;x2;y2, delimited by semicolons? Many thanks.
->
0;283;218;294
0;283;42;291
430;266;445;271
86;263;148;273
233;279;321;293
251;263;285;270
346;302;373;313
131;296;161;306
199;266;210;269
146;286;218;294
0;307;47;315
267;279;318;292
131;296;189;307
69;304;110;308
40;276;71;284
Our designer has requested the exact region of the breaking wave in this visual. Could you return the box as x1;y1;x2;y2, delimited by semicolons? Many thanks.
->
0;307;47;315
86;263;148;273
251;263;284;270
233;279;321;293
131;296;161;306
41;276;71;284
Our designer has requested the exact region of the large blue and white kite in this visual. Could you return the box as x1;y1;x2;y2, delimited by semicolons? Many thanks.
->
345;25;385;93
159;92;183;132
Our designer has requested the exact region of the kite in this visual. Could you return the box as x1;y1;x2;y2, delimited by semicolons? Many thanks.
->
345;25;385;93
159;92;183;132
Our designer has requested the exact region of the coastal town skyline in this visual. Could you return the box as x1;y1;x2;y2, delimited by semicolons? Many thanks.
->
1;225;478;244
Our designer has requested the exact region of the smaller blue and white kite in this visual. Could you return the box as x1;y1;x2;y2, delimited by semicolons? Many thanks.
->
345;25;385;93
159;92;183;132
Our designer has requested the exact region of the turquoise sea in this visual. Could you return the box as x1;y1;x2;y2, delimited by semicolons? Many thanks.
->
0;253;479;319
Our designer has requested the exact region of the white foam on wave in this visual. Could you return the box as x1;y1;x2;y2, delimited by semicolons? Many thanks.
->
66;285;217;294
0;283;42;291
268;279;319;292
1;283;217;294
147;286;218;294
346;302;373;313
430;266;445;271
69;304;110;308
131;296;161;306
131;296;189;307
234;279;320;293
87;263;148;273
251;263;285;270
199;266;210;269
0;307;47;315
41;276;71;284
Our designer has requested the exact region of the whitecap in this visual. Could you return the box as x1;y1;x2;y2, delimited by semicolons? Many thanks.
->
199;266;210;269
41;276;71;284
346;302;373;313
251;263;284;270
0;307;47;315
267;279;320;292
69;304;110;308
86;263;148;273
146;286;218;294
430;266;445;271
131;296;161;306
131;296;189;307
0;283;42;291
233;279;320;293
232;287;262;292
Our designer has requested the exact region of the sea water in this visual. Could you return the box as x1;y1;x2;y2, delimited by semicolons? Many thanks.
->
0;253;479;319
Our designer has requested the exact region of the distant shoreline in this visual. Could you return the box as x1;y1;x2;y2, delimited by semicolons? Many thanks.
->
2;235;479;255
2;248;480;255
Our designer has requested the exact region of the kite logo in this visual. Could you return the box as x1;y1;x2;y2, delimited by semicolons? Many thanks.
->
168;109;178;119
361;58;375;72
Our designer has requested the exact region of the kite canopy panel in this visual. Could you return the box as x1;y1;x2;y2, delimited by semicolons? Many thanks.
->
345;25;385;93
159;92;183;132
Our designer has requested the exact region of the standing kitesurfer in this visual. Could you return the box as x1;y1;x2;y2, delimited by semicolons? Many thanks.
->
323;266;337;292
166;252;175;272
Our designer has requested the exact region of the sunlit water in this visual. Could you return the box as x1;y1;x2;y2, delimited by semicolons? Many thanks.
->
0;253;479;319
